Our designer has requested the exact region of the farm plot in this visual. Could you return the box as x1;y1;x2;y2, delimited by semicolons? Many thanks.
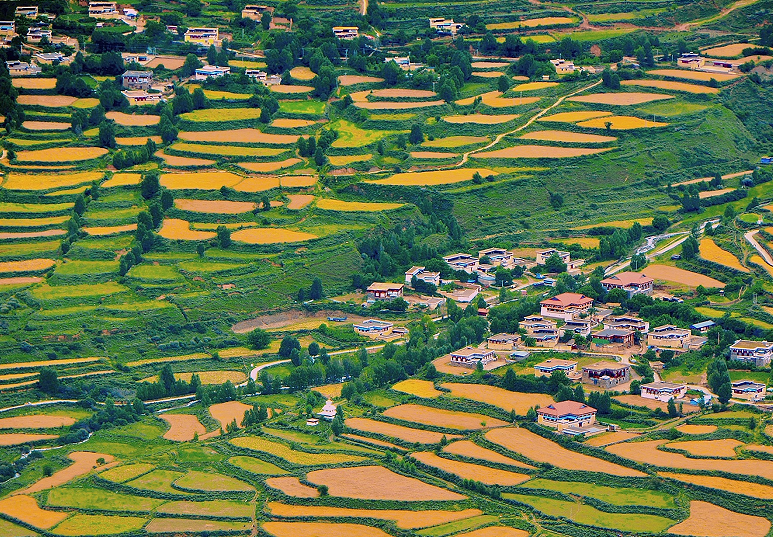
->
83;224;137;236
230;436;368;465
306;465;466;501
316;199;403;212
699;238;748;272
209;401;253;430
412;451;529;485
231;228;317;244
239;158;301;172
169;142;285;158
180;108;264;122
471;62;510;69
105;111;160;126
271;85;313;94
124;469;192;495
146;518;251;534
285;195;314;210
649;69;738;82
365;168;496;186
146;55;186;69
266;502;482;529
0;258;56;273
339;75;384;85
0;519;34;537
677;424;717;434
488;17;576;29
12;78;57;89
0;414;75;428
4;171;103;191
263;521;391;537
440;383;554;414
521;130;616;143
456;528;528;537
272;119;317;128
178;129;298;144
155;150;215;167
45;487;163;513
444;114;518;124
328;154;372;165
0;276;43;286
0;495;69;529
115;136;163;146
443;440;535;468
702;44;749;57
175;470;254;492
384;404;507;430
21;451;115;494
101;173;141;187
667;439;744;458
14;147;108;163
569;92;673;105
668;501;769;537
607;440;773;479
158;219;216;241
97;463;156;483
475;145;613;158
584;431;640;446
344;417;461;444
411;151;459;159
0;433;57;445
520;478;676;508
174;199;256;214
159;414;206;441
423;136;488;148
0;201;74;213
17;95;78;107
21;121;70;130
644;264;726;287
614;394;699;413
265;476;319;497
621;79;719;94
51;514;147;536
576;116;668;129
659;472;773;499
228;456;287;475
158;499;253;519
487;428;645;476
392;379;441;398
540;111;612;123
513;82;558;91
472;71;505;78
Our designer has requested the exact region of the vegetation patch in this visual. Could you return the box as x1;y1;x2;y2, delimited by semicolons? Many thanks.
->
228;455;288;475
569;92;673;105
232;436;367;465
621;79;719;94
444;114;518;124
476;145;613;158
412;451;529;485
316;199;403;212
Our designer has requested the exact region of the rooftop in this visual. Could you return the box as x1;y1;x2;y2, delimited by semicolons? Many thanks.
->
538;400;596;417
534;358;577;368
451;346;492;357
593;328;634;337
600;272;654;286
582;361;629;371
540;292;593;308
641;381;686;390
367;282;404;291
730;340;773;350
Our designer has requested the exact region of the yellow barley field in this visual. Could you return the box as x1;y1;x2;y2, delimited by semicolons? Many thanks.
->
392;379;441;398
287;195;315;210
553;237;601;248
12;78;57;89
514;82;559;91
424;136;488;148
232;436;365;465
676;424;717;435
158;219;216;241
621;79;719;94
576;116;668;129
355;100;446;110
487;428;645;476
345;417;461;444
271;85;313;94
316;199;403;212
472;71;505;78
160;171;242;191
105;111;160;126
569;92;673;105
0;495;69;529
289;66;315;80
178;129;298;145
155;151;215;167
21;121;70;131
17;95;77;107
699;238;748;272
328;154;372;166
442;440;535;468
384;404;508;430
487;17;575;29
750;255;773;277
412;451;529;485
366;168;496;186
640;264;726;287
521;130;616;143
667;439;744;458
649;69;738;82
265;477;319;497
0;258;55;273
170;142;285;158
306;465;466;501
175;199;256;214
159;414;206;442
411;151;459;159
0;415;74;429
115;136;163;146
444;114;519;124
232;176;281;192
313;383;343;399
339;75;384;86
541;111;612;122
238;158;301;172
266;502;482;529
280;175;317;187
4;171;103;191
101;173;142;188
456;91;540;108
476;145;613;158
441;383;554;414
668;501;769;537
14;147;108;163
231;228;317;244
83;224;137;236
659;472;773;499
263;521;391;537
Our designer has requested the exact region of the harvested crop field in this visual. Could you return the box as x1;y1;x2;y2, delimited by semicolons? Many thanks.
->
607;440;773;478
520;130;616;143
411;151;459;159
170;142;285;158
146;55;186;69
286;194;315;210
577;116;668;129
21;451;115;494
471;62;510;69
0;228;65;239
472;71;505;78
344;417;461;444
440;383;554;414
146;518;251;534
0;258;56;273
659;472;773;499
541;111;612;122
266;502;482;529
621;79;719;94
476;145;612;158
328;154;372;165
83;224;137;236
239;158;301;172
231;228;317;244
699;188;735;199
489;16;575;28
424;136;488;148
392;379;441;398
569;92;673;105
0;433;57;445
313;383;343;399
514;82;558;91
384;404;507;430
669;501;769;537
178;129;298;144
412;451;529;485
174;199;256;214
159;414;205;441
700;239;748;272
444;441;534;469
271;85;313;94
265;476;319;497
457;528;529;537
264;521;391;537
677;424;717;435
279;175;317;187
487;428;645;476
584;431;640;447
271;118;317;128
17;95;77;107
306;465;466;501
370;88;437;98
366;168;496;186
231;436;367;465
650;69;738;82
4;171;102;191
702;43;749;57
0;414;74;428
209;401;253;430
15;147;108;163
21;121;70;130
155;151;215;167
12;78;57;89
158;219;216;241
0;495;69;528
355;100;445;110
667;439;744;458
644;264;725;287
444;114;518;124
160;171;242;190
339;75;384;85
0;277;43;285
102;173;141;187
316;199;402;212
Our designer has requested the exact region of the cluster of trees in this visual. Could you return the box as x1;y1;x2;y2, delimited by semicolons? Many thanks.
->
297;277;324;302
297;129;338;166
707;357;731;404
113;138;157;169
136;365;200;400
241;403;270;427
598;222;644;260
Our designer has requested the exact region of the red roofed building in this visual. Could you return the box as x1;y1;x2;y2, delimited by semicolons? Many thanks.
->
537;400;597;432
600;271;654;297
540;292;594;321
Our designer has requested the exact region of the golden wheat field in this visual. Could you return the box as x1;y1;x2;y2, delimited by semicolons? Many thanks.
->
392;379;441;398
12;78;57;89
569;92;673;105
21;121;71;130
514;82;559;91
699;238;749;272
576;116;669;129
280;175;317;187
271;118;317;128
635;264;725;287
676;424;717;435
231;176;281;192
457;91;541;108
668;501;769;537
355;100;446;110
101;173;142;188
0;495;69;528
155;150;215;167
105;111;160;126
17;95;78;107
174;199;256;214
365;168;496;186
702;43;749;57
306;465;466;501
179;129;298;144
158;219;216;241
442;440;535;468
83;224;137;236
444;113;519;124
649;69;738;82
658;472;773;499
410;151;459;159
441;383;554;414
344;417;461;444
522;130;616;143
170;142;285;158
667;439;744;458
328;154;372;165
338;75;385;86
14;147;108;163
0;258;56;273
231;228;317;244
160;171;242;190
476;145;613;158
263;521;392;537
209;401;253;430
412;451;530;485
4;171;103;191
271;85;314;94
238;158;301;172
0;415;75;429
286;195;315;210
265;476;320;497
316;199;403;212
159;414;206;442
384;404;508;430
621;79;719;94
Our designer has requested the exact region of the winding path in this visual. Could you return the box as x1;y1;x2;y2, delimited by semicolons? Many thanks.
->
744;229;773;267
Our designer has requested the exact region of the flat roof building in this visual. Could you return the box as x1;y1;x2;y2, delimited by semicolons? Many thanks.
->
640;381;687;402
450;346;496;368
537;400;597;433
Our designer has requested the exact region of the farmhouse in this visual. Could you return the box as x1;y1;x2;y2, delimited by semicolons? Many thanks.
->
443;253;479;273
429;18;463;35
731;380;766;401
34;52;65;64
450;287;479;303
591;328;635;348
185;27;220;45
604;315;649;333
537;400;597;433
195;65;231;80
15;6;39;17
600;271;654;297
241;5;272;19
563;319;593;337
5;61;41;76
729;340;773;367
449;346;496;368
0;21;15;39
536;248;570;265
123;7;138;20
521;315;557;333
647;325;691;349
476;264;497;287
318;399;337;420
551;58;576;74
539;292;593;321
366;282;404;301
332;26;359;39
478;247;519;268
306;417;319;426
678;52;701;65
26;27;52;42
122;90;162;105
353;319;393;337
534;358;577;378
405;266;440;287
88;2;118;18
487;333;520;350
690;320;716;333
640;381;687;402
581;361;631;389
121;70;152;90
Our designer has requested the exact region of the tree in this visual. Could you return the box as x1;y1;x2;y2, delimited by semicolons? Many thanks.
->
247;328;271;350
497;75;510;93
331;414;345;435
261;10;272;30
309;277;323;300
197;243;205;257
308;342;320;356
314;147;326;167
652;215;669;233
279;335;301;358
217;225;231;249
98;120;116;148
38;368;58;394
185;0;202;16
74;194;87;215
667;397;678;417
160;190;174;211
159;115;178;143
380;60;403;85
192;88;208;110
707;357;731;404
181;54;202;78
140;173;160;199
543;253;567;274
408;124;423;144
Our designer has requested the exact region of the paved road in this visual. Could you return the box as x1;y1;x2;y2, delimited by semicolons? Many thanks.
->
0;400;79;414
744;230;773;267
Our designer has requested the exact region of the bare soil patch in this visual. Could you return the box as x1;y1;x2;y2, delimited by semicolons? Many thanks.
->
0;415;75;429
410;151;459;159
441;383;553;414
146;55;186;69
265;476;319;497
210;401;253;430
668;501;769;537
17;95;77;107
458;528;530;537
159;414;206;442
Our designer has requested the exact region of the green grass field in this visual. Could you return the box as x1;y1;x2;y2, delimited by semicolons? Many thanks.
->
127;264;183;281
519;479;677;508
228;455;288;475
46;487;165;512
